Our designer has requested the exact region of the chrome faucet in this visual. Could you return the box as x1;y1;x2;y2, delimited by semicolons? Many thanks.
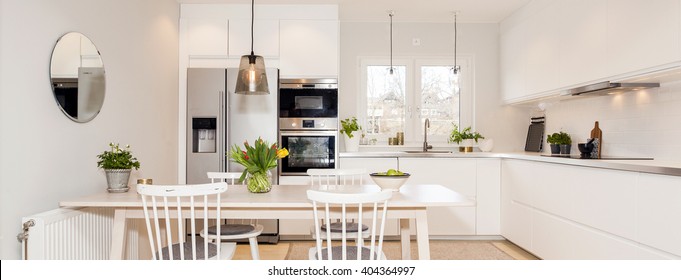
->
423;118;433;152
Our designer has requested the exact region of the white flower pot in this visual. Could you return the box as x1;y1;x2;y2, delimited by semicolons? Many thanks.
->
478;139;494;152
344;134;360;152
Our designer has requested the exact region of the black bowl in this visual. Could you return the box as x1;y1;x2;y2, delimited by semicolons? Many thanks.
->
578;143;593;154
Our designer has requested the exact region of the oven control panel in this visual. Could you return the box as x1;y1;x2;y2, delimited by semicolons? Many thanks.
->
279;118;338;130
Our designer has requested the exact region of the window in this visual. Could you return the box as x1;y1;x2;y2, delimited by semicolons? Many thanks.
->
360;57;472;144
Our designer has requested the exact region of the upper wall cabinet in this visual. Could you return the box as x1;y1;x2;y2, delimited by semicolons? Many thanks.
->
558;0;608;88
228;19;280;58
500;0;681;104
187;18;229;56
279;20;339;78
606;0;681;75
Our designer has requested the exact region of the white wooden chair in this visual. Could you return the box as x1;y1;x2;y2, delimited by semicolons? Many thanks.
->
307;189;393;260
137;182;236;260
201;172;264;260
307;168;370;240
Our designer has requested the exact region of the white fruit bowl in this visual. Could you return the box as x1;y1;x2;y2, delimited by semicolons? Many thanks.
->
369;173;410;191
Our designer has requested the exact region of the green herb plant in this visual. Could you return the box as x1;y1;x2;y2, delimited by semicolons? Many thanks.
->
340;117;361;138
447;124;484;144
97;143;141;170
547;131;572;145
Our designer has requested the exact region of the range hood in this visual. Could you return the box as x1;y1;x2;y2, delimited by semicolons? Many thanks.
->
563;81;659;96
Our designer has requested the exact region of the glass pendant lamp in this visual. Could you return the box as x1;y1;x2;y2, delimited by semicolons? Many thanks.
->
235;0;269;95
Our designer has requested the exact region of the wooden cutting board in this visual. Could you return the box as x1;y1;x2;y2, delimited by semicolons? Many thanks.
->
590;121;602;158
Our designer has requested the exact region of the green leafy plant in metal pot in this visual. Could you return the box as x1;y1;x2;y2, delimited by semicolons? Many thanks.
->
340;117;362;138
97;143;141;170
447;124;484;144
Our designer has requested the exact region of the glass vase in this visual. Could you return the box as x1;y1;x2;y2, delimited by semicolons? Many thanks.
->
246;170;272;193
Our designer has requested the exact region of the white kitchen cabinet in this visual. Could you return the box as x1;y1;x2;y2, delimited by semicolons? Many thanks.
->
524;1;561;95
501;159;681;259
228;19;279;58
475;159;501;235
186;18;229;56
399;158;477;235
499;20;527;103
636;173;681;256
500;0;681;104
558;0;608;87
279;20;339;78
606;0;681;76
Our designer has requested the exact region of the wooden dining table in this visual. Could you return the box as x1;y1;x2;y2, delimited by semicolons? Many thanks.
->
59;184;474;260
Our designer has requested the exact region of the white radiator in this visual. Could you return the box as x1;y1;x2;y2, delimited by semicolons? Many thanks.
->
21;207;140;260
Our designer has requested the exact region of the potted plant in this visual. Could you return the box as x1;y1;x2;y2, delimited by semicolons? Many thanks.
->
547;131;572;155
340;117;362;152
97;143;140;193
230;138;288;193
448;124;484;152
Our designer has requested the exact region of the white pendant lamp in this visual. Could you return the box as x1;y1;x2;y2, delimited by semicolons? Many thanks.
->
235;0;269;95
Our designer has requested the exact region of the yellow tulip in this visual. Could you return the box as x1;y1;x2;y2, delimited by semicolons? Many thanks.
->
276;148;289;159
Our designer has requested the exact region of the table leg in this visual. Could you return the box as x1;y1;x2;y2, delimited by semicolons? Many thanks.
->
400;218;411;260
415;210;430;260
109;208;127;260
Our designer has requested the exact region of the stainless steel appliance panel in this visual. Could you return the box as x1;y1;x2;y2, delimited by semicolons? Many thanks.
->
187;68;280;243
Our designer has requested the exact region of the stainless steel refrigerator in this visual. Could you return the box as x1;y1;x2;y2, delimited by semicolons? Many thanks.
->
186;68;279;243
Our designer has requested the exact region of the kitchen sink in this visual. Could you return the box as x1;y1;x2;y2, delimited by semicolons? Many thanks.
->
402;150;453;154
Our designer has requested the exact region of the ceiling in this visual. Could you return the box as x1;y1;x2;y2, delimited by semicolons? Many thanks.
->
177;0;531;23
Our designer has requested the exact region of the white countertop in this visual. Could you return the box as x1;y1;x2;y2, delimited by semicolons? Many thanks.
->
339;151;681;177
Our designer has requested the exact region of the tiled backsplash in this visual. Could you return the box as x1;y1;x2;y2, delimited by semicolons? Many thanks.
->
543;80;681;161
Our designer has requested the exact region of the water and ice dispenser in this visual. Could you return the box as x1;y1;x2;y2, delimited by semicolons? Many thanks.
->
192;117;216;153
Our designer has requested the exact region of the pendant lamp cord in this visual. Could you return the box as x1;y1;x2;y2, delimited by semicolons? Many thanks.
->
454;12;458;74
250;0;254;55
389;11;394;74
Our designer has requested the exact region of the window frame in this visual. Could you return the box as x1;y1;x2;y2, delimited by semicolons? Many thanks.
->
358;56;474;144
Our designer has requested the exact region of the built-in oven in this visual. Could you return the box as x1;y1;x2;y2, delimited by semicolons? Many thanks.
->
279;119;338;175
279;79;339;176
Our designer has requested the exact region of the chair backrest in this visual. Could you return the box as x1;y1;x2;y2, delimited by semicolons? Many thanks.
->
307;189;392;260
307;168;366;186
138;182;228;260
207;172;243;185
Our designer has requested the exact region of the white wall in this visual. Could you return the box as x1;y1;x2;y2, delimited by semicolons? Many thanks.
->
542;82;681;160
339;21;527;152
0;0;179;259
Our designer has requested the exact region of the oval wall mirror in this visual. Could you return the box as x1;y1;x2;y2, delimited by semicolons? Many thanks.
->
50;32;105;123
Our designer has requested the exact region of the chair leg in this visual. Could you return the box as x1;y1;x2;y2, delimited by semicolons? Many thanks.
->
248;237;260;260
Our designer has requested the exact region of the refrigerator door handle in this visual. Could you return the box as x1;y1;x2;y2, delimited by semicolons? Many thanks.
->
219;90;225;172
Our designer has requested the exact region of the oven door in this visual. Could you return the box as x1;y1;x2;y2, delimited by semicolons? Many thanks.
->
279;130;337;175
279;88;338;118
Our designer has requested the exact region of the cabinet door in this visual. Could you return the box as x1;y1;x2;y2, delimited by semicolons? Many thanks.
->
399;158;476;235
524;1;561;95
500;160;532;249
279;20;338;78
558;0;608;87
476;159;501;235
500;20;527;103
636;173;681;256
606;0;681;75
228;19;279;58
187;18;229;56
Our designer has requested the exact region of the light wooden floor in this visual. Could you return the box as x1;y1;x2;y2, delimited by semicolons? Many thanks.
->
232;240;538;260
